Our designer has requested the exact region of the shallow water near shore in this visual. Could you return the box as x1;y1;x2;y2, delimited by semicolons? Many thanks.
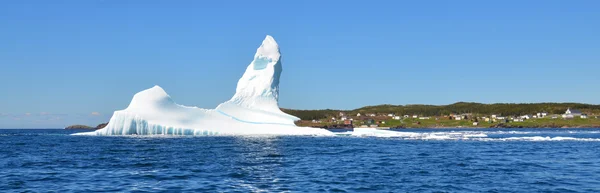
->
2;128;600;192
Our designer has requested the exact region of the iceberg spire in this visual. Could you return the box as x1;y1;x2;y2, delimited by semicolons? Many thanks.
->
231;35;282;104
216;35;299;124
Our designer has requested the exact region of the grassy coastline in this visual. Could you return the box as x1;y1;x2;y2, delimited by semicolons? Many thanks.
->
295;117;600;129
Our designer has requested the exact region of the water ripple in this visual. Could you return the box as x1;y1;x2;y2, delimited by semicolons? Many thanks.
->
1;129;600;192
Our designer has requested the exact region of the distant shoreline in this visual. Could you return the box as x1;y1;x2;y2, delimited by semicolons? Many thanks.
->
325;126;600;130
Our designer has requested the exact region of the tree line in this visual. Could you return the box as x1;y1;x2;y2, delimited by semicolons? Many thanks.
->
282;102;600;120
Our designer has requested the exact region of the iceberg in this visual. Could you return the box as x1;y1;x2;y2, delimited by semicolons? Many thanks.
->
75;35;333;136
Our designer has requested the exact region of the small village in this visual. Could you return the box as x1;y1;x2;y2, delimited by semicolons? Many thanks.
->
298;108;599;129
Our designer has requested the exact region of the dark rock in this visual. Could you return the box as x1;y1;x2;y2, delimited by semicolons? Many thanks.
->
65;122;108;130
65;125;94;130
95;123;108;130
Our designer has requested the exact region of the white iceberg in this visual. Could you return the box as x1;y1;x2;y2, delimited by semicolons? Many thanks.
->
75;35;333;136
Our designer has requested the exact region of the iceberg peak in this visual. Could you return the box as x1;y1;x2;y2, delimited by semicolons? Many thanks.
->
255;35;280;62
126;85;173;111
229;35;283;104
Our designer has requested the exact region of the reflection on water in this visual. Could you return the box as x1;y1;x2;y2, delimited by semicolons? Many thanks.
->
228;136;284;192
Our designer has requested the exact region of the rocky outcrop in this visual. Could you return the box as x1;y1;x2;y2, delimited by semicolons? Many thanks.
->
65;125;94;129
95;123;108;130
65;122;108;130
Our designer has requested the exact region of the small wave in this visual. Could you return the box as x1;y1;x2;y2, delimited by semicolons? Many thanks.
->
484;136;600;142
351;128;488;139
350;128;600;141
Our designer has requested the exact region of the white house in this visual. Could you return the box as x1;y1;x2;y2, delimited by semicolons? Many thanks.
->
454;116;462;121
393;116;401;120
412;115;418;118
491;114;498;118
513;118;524;122
387;114;394;117
537;112;548;118
496;117;506;120
404;115;410;118
520;115;532;120
565;108;583;116
581;114;588;119
341;116;348;121
356;113;361;117
473;122;479;126
562;114;574;119
419;117;430;120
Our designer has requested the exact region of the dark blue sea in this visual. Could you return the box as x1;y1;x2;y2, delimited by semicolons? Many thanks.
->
2;128;600;192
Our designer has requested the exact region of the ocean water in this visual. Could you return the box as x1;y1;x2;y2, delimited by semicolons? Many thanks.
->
1;129;600;192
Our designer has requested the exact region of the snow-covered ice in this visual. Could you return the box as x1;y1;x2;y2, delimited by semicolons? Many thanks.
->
75;35;333;136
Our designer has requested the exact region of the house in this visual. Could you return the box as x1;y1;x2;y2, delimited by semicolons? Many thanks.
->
412;115;418;118
496;117;506;120
520;115;532;120
513;118;524;122
387;114;394;117
344;120;353;125
537;112;548;118
393;116;401;120
473;122;479;126
562;114;574;119
565;108;583;116
339;112;345;117
484;117;490;122
562;108;584;119
491;115;498;118
356;113;361;117
419;117;430;120
581;114;588;119
404;115;410;118
368;113;376;117
451;114;465;120
340;116;348;121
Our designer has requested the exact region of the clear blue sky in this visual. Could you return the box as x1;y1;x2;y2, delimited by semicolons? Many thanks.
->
1;0;599;128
